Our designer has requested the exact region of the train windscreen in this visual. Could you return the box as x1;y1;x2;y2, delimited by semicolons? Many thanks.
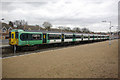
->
9;32;11;38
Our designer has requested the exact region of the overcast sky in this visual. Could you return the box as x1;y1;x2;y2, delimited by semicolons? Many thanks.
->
1;0;119;32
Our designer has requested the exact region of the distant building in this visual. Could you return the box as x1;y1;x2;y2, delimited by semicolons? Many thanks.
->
0;22;13;39
1;26;7;33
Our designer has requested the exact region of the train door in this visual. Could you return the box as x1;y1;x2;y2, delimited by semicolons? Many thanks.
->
43;33;47;43
93;35;95;40
11;32;15;44
73;34;76;41
81;35;83;41
61;34;64;42
88;35;90;40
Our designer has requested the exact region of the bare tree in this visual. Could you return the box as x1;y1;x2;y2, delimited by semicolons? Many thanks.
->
64;27;71;32
73;27;81;33
36;24;41;30
82;28;90;33
9;21;14;27
58;26;64;32
13;20;28;29
58;26;64;30
42;22;52;31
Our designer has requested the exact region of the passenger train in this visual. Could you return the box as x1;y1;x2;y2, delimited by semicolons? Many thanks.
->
9;29;109;46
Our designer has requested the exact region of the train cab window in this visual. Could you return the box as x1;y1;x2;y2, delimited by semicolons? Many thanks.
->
9;32;11;38
12;34;14;38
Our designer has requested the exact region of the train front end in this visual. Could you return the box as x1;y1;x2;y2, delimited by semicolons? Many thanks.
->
9;29;23;46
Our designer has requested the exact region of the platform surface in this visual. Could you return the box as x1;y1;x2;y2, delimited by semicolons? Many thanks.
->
2;40;118;78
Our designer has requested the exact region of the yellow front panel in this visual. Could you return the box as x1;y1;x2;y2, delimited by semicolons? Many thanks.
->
10;32;18;45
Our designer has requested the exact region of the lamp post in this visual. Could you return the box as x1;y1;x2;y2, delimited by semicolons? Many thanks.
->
116;27;118;39
109;26;114;44
102;21;113;45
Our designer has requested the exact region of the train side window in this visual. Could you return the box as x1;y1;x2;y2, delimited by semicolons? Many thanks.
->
15;32;18;38
32;34;42;40
48;34;55;40
37;34;42;40
54;34;61;39
25;34;28;40
75;35;81;38
20;33;28;40
48;34;61;40
90;36;94;38
65;35;68;39
94;36;97;38
20;34;23;40
20;33;42;41
84;36;88;38
65;35;73;39
28;34;32;40
32;34;37;40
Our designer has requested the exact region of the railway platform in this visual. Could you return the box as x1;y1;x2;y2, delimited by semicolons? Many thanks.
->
2;39;118;78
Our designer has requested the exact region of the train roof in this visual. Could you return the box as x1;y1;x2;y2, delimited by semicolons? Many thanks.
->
25;30;104;35
11;29;108;36
25;30;74;34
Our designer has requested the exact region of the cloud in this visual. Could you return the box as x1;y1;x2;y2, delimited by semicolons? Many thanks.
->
1;0;119;32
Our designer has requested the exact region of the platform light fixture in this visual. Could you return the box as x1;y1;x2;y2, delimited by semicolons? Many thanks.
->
102;20;113;45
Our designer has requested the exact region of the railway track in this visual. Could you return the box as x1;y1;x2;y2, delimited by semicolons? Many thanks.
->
2;40;107;58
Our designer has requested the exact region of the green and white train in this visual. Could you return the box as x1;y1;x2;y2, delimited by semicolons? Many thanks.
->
9;29;109;46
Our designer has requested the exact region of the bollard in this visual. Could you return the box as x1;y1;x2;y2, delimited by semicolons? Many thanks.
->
14;45;16;55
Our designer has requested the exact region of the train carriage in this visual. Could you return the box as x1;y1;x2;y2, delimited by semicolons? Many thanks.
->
64;33;74;42
89;34;94;40
47;33;62;44
97;34;100;40
93;34;98;40
83;34;89;41
9;29;43;46
74;33;83;41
